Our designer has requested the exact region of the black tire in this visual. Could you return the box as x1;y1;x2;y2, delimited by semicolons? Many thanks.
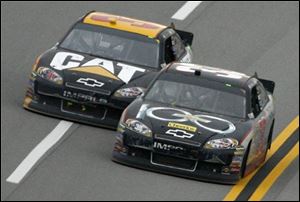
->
267;120;275;149
241;141;251;178
261;143;269;163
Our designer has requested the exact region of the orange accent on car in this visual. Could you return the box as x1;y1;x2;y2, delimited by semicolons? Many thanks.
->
83;12;166;38
32;55;42;72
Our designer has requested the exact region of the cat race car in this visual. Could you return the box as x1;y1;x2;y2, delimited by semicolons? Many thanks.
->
112;63;276;184
23;11;193;128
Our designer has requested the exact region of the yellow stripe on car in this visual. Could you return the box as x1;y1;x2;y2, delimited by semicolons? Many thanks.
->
83;12;167;38
223;116;299;201
23;96;32;108
32;55;42;72
70;66;120;80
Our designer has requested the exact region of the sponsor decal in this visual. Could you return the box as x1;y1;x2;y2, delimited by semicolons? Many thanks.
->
83;13;165;38
168;122;197;132
76;78;104;88
146;107;236;134
153;142;184;151
166;129;194;139
50;52;145;83
90;14;161;29
258;118;267;135
222;167;230;174
63;90;107;104
230;167;241;173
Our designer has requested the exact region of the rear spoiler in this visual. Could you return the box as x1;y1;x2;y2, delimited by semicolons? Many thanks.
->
175;29;194;46
259;78;275;94
170;22;193;46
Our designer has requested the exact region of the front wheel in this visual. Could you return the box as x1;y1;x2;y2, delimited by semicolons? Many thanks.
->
267;120;275;149
241;141;251;178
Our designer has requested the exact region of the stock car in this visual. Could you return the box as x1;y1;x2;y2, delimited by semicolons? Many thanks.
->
23;11;193;128
112;63;276;184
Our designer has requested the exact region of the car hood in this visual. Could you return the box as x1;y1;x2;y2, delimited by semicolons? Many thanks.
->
131;100;249;144
38;47;158;95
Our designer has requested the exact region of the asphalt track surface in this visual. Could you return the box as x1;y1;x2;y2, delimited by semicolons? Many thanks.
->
1;1;299;201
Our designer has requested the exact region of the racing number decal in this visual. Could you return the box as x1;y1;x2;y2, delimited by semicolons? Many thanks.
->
50;52;145;83
176;65;247;79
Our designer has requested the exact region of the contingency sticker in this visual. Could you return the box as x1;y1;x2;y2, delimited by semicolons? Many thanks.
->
168;122;197;133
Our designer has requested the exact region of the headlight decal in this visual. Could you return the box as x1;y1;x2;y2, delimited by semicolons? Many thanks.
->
114;87;145;98
204;138;239;149
125;119;152;137
36;67;63;85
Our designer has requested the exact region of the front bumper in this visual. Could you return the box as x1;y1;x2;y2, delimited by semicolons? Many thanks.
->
23;77;129;129
112;132;243;184
112;150;240;184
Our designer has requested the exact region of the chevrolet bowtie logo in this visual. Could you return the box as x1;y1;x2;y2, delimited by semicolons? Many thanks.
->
166;129;194;139
76;78;104;88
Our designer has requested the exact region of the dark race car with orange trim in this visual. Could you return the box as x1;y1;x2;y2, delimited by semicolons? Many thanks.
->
112;63;276;184
23;11;194;128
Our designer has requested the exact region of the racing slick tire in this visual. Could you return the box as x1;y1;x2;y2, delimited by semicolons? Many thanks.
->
241;141;252;178
267;120;275;149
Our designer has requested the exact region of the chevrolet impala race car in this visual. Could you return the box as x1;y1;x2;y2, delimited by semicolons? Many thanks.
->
112;63;276;184
23;11;193;128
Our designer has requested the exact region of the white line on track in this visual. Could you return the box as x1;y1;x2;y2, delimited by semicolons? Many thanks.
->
171;1;202;20
6;120;73;184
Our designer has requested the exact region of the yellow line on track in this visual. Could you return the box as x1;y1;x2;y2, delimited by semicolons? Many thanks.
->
249;142;299;201
223;116;299;201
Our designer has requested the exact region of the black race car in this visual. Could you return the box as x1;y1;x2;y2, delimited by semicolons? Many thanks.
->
23;11;193;128
112;63;276;184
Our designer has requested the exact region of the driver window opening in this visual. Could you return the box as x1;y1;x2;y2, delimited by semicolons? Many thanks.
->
251;86;261;117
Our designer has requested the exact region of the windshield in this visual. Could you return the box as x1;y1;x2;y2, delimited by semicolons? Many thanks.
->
145;80;246;118
60;23;160;68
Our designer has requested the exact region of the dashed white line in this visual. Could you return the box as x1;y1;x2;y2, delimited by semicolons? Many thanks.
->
6;120;73;184
171;1;202;20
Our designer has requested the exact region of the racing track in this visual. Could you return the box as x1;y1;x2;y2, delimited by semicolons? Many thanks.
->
1;1;299;201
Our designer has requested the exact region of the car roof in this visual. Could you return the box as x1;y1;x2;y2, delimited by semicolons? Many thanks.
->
166;63;252;88
82;11;167;38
